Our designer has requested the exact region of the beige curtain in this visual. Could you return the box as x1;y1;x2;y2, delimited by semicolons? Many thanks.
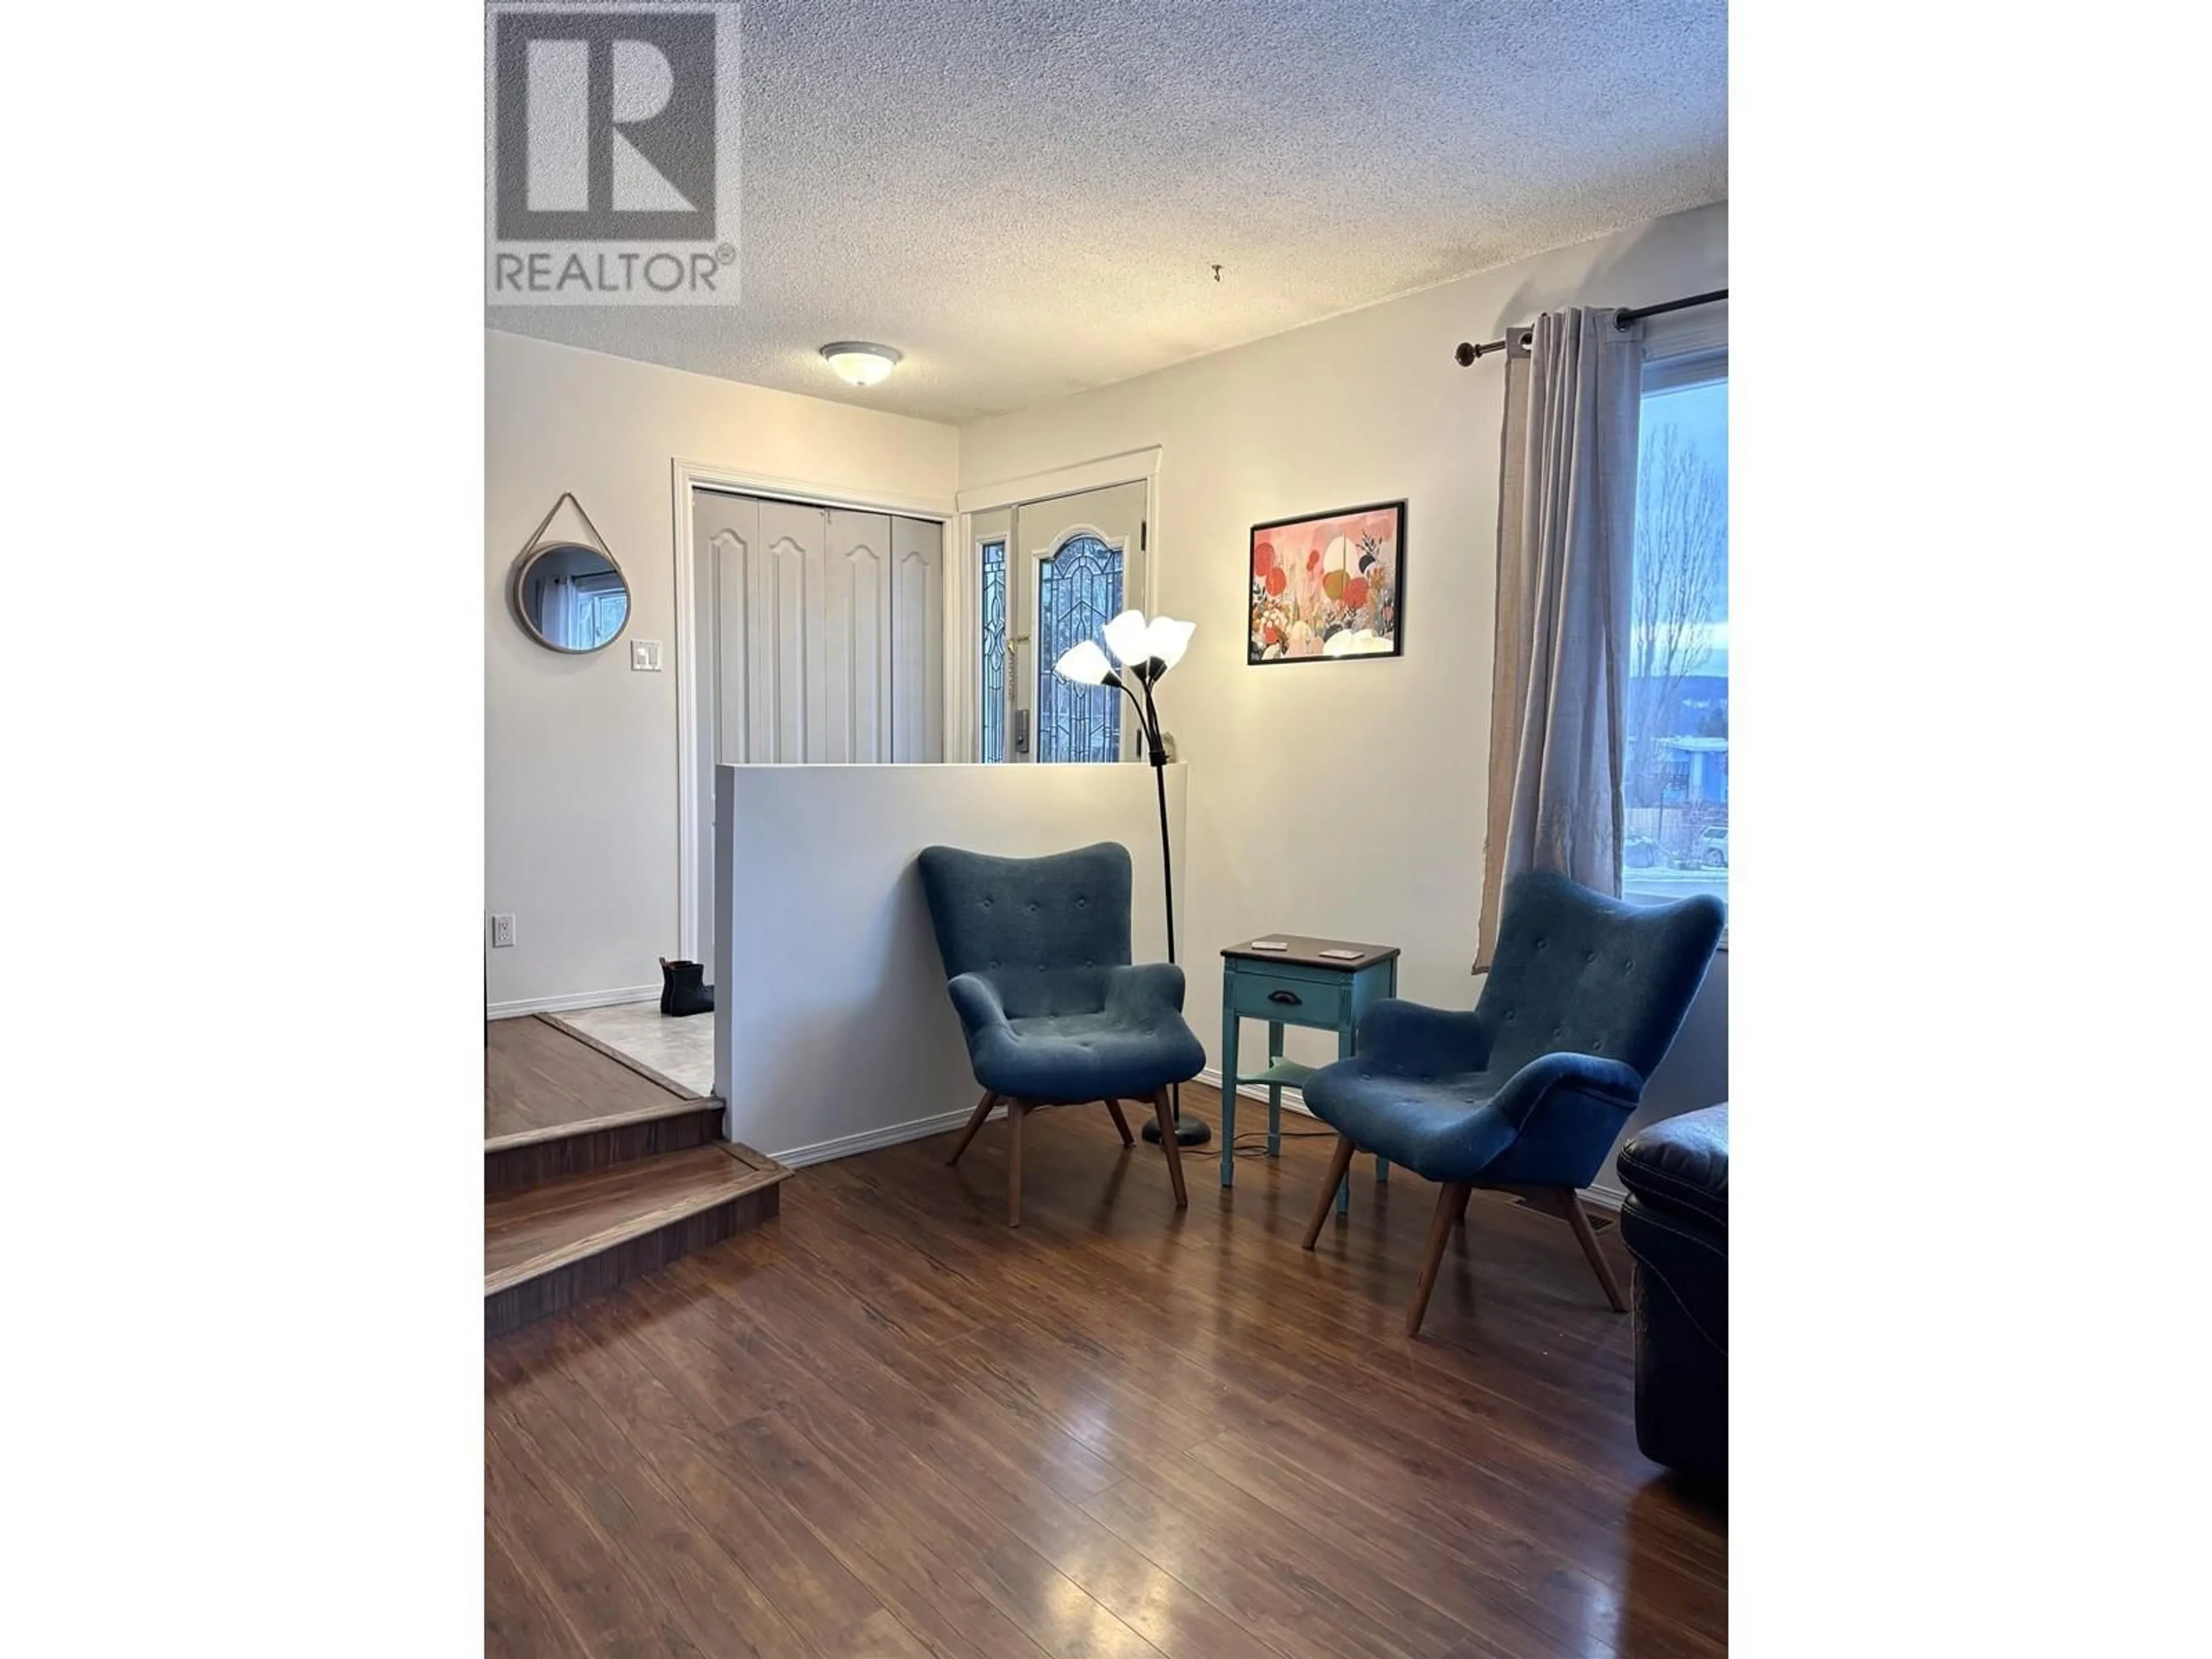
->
1476;307;1643;968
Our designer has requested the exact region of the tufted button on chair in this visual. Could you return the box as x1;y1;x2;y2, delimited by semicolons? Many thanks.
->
1300;871;1724;1337
916;841;1203;1226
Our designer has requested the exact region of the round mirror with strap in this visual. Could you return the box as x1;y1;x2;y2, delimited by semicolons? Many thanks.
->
510;492;630;655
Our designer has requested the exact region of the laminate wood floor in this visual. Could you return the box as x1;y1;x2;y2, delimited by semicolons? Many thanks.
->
487;1085;1726;1658
487;1014;709;1147
486;1145;788;1296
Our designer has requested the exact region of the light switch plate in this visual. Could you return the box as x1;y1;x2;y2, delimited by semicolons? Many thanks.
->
631;640;663;672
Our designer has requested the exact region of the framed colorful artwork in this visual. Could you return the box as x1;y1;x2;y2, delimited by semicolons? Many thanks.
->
1248;499;1405;664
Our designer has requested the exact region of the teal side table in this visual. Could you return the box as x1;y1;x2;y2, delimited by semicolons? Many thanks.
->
1218;935;1400;1205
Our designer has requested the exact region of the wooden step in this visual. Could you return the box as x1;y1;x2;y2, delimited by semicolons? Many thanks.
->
486;1014;724;1195
485;1143;789;1339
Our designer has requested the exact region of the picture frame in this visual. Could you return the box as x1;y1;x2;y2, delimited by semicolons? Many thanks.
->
1248;499;1406;665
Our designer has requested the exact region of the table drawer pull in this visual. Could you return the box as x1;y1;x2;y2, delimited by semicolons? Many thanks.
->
1229;972;1347;1028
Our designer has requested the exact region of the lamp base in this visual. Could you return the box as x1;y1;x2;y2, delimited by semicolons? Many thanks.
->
1142;1086;1214;1147
1141;1116;1214;1147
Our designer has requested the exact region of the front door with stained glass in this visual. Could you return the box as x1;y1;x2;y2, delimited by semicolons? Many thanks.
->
980;480;1147;763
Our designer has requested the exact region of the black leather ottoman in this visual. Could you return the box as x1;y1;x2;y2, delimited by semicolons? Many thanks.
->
1618;1103;1728;1482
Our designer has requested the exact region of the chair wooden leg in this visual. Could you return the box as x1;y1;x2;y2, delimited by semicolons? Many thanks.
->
1102;1097;1135;1146
946;1089;998;1166
1004;1101;1029;1226
1150;1088;1188;1207
1302;1135;1358;1249
1406;1180;1472;1338
1562;1188;1628;1312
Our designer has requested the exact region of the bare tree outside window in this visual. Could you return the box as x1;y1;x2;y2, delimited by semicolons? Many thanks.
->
1628;424;1726;793
1624;373;1728;902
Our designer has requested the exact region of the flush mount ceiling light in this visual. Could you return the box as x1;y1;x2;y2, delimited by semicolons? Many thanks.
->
819;340;902;387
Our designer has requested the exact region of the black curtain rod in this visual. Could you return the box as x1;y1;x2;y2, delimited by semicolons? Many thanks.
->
1452;288;1728;366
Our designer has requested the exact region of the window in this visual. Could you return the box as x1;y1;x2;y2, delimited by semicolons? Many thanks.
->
1035;533;1123;763
527;560;628;652
571;573;628;652
1624;351;1727;904
980;538;1009;762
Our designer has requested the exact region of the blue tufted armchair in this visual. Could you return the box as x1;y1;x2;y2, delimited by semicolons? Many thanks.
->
1300;872;1724;1336
916;841;1205;1226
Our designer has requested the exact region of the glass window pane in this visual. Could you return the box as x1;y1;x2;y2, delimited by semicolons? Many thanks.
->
1036;534;1123;763
1624;371;1728;904
980;540;1007;763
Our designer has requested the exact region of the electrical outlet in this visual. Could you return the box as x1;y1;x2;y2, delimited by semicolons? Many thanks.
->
631;640;663;672
490;914;516;949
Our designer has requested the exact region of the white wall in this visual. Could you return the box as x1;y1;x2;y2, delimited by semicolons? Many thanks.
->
714;763;1187;1165
956;203;1729;1198
486;331;959;1013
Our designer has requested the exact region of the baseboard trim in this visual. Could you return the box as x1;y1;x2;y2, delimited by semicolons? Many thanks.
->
765;1103;992;1170
753;1074;1636;1211
1195;1065;1314;1115
770;1081;1275;1173
487;984;659;1020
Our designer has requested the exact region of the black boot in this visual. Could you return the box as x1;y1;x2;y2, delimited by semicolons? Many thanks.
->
658;957;714;1017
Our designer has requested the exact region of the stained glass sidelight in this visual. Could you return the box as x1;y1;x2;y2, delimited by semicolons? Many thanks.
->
980;540;1008;762
1036;535;1123;763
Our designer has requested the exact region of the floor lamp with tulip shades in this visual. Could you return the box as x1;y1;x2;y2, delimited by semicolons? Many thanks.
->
1055;611;1212;1146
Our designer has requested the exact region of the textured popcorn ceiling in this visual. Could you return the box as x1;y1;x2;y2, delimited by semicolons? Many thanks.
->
488;0;1727;422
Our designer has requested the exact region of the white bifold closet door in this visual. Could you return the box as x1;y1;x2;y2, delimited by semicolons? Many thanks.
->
691;488;943;766
889;515;945;762
692;488;944;968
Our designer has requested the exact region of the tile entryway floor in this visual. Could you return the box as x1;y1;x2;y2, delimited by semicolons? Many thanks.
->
547;1000;714;1098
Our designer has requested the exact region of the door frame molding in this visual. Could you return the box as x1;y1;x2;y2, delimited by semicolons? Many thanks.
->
671;456;956;963
953;445;1162;517
948;446;1162;766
